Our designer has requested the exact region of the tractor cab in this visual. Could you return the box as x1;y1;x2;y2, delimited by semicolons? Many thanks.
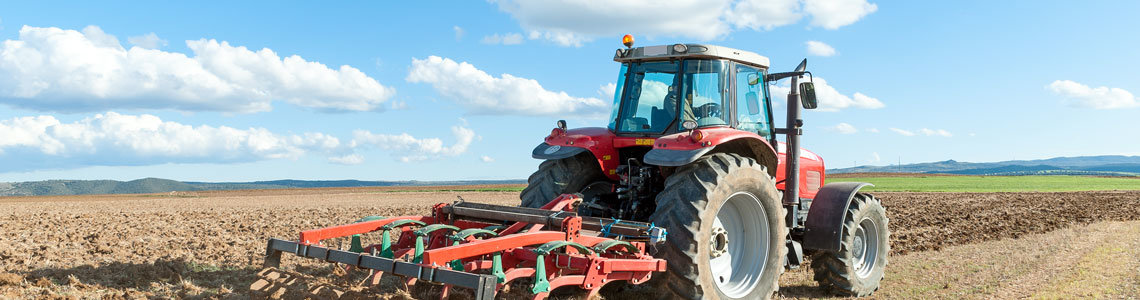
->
609;44;776;143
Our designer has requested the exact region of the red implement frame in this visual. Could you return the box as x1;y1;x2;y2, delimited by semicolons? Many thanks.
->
263;194;667;300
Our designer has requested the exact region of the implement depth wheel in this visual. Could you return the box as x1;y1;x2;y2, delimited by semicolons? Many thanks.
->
811;193;889;296
520;153;606;208
650;153;786;300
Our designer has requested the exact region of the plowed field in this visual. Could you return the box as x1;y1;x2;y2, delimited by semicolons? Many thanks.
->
1;187;1139;299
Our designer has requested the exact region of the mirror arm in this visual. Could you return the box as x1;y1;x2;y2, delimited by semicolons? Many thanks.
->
773;128;802;135
765;71;813;83
765;71;803;83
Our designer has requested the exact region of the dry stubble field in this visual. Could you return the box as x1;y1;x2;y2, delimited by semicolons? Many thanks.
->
2;185;1140;299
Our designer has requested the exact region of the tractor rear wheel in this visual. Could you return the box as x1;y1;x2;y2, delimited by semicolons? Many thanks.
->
810;193;889;296
519;153;606;208
650;153;786;300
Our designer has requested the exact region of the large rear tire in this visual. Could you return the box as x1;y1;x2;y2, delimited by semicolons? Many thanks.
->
519;153;606;208
811;193;889;297
650;153;786;300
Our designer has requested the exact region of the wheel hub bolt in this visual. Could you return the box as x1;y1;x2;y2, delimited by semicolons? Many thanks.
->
710;227;729;258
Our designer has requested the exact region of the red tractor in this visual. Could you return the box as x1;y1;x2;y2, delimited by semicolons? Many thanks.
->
521;37;890;299
259;37;888;300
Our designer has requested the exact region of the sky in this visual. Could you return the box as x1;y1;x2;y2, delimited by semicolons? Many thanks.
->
1;0;1138;182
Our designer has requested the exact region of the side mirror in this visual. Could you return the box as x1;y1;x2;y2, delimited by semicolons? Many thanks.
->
747;73;760;86
745;92;760;115
799;82;818;109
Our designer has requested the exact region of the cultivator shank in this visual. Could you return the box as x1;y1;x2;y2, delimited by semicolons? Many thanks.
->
262;194;667;299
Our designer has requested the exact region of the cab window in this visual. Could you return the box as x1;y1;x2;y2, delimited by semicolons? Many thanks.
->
735;65;771;138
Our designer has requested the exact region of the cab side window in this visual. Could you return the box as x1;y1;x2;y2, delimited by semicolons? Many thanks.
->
735;65;771;138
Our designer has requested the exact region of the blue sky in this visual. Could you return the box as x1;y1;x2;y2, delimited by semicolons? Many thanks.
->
0;0;1138;182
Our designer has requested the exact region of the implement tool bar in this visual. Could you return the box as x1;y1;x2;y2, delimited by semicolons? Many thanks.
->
263;238;497;300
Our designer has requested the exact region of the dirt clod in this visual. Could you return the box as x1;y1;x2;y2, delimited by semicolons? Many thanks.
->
0;273;23;286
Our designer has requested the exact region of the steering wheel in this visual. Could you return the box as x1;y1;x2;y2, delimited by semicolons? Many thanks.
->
695;103;722;118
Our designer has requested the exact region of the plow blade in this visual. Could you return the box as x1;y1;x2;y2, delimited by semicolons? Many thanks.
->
260;194;667;300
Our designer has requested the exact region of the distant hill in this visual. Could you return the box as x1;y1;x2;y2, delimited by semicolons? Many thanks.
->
829;155;1140;176
0;178;525;197
6;155;1137;196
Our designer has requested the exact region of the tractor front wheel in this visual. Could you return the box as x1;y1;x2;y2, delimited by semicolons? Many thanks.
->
811;193;889;296
519;153;606;208
650;153;786;300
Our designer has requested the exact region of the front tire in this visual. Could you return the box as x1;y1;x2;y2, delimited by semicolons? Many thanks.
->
650;153;786;300
811;193;889;297
519;153;606;208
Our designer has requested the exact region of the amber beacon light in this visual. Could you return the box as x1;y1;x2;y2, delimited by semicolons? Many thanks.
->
622;34;634;48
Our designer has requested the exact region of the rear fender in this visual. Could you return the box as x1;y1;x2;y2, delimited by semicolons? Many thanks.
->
642;128;778;177
801;182;873;252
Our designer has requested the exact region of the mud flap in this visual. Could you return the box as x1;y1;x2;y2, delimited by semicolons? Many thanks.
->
642;147;712;166
801;182;873;252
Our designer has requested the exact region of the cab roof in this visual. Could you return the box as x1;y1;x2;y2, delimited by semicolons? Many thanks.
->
613;44;770;69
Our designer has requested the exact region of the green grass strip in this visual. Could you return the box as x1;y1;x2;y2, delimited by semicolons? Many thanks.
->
828;175;1140;192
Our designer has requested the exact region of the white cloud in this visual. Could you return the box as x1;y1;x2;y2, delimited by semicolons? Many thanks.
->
803;0;879;29
482;33;524;45
889;128;914;136
453;26;465;41
770;77;883;111
0;25;395;113
127;32;167;49
919;128;952;137
599;83;617;99
389;100;409;110
890;127;951;137
0;112;483;170
491;0;876;47
0;112;348;171
352;125;476;162
870;152;881;163
867;128;879;133
407;56;609;117
1047;80;1138;109
481;156;494;163
805;40;837;57
725;0;802;31
328;154;365;165
831;122;857;134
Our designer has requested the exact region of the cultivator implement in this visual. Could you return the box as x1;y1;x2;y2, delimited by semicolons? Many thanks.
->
262;194;667;299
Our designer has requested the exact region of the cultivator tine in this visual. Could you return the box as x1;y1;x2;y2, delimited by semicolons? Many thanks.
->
263;194;667;299
379;219;426;258
590;239;640;254
412;224;460;263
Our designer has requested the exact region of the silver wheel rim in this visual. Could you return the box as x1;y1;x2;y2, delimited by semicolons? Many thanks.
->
853;218;879;278
708;192;768;298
